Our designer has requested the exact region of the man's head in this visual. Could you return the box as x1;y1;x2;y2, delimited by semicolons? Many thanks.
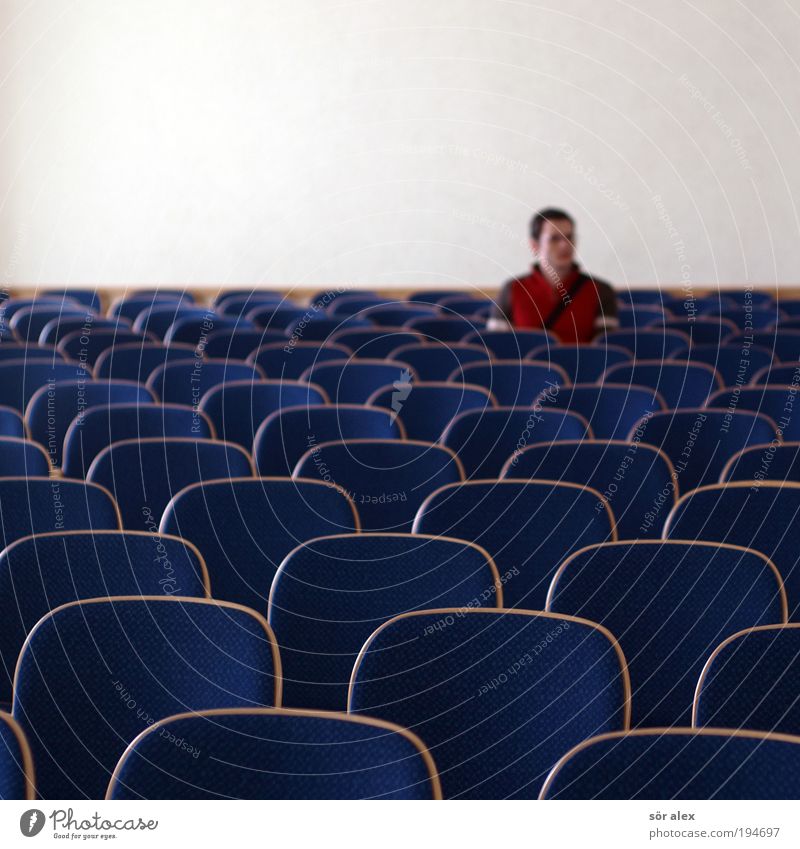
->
530;208;575;275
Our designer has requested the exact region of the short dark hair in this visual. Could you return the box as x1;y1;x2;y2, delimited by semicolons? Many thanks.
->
530;208;574;241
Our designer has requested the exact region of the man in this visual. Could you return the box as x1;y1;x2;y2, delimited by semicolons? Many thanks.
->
490;208;618;343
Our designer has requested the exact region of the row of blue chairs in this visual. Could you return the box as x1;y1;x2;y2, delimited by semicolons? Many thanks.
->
3;591;800;799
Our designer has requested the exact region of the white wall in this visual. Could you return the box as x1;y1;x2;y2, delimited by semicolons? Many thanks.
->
1;0;799;291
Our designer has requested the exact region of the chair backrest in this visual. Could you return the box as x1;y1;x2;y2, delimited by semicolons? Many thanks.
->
254;404;404;476
600;329;690;359
249;341;352;379
527;344;631;383
708;386;800;440
674;344;774;386
247;305;306;330
694;624;800;736
329;329;423;359
62;403;215;478
0;712;34;800
26;380;155;467
616;305;664;328
164;315;251;346
269;533;500;710
0;530;209;703
458;361;569;405
41;288;100;311
658;317;739;345
539;729;800;799
0;343;65;363
10;306;89;343
751;363;800;385
462;329;558;358
215;291;287;317
632;408;778;492
366;306;437;326
108;709;440;799
0;407;24;438
161;478;358;611
388;343;489;381
502;440;676;539
293;440;464;531
603;360;721;408
41;316;131;347
87;438;254;529
721;441;800;483
203;328;285;359
285;316;372;342
299;359;417;405
0;360;88;412
0;478;120;552
349;609;629;799
133;306;211;339
199;380;328;449
441;407;590;478
57;329;148;366
404;316;480;342
92;342;196;382
367;382;495;442
108;292;190;321
437;295;493;318
0;438;51;477
147;359;264;405
547;540;786;727
413;480;615;609
13;597;281;799
725;330;800;362
549;383;666;440
665;482;800;620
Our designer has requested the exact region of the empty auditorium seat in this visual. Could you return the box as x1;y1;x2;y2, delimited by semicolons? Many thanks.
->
326;295;392;317
0;478;120;552
527;344;631;383
388;343;489;381
133;305;212;339
404;316;480;342
300;359;416;405
0;438;51;477
254;404;404;476
45;289;101;312
721;442;800;482
350;609;629;799
694;624;800;736
616;306;664;328
633;409;778;491
285;316;372;342
549;383;666;440
457;361;569;405
463;329;557;358
293;440;463;531
0;712;34;800
0;407;24;438
161;478;358;611
726;330;800;362
330;329;423;358
147;358;264;405
108;709;440;800
215;292;288;318
708;386;800;440
368;382;495;442
0;343;65;363
247;305;307;330
0;531;209;704
0;360;88;412
57;329;149;366
62;403;215;478
13;597;281;799
40;316;130;346
86;438;254;529
437;295;493;318
441;407;590;478
200;380;327;449
502;440;675;538
249;341;352;379
600;329;690;359
540;729;800;799
603;361;721;408
203;328;285;359
665;482;800;620
164;314;252;346
11;305;91;343
673;344;774;386
26;380;156;467
93;342;197;382
108;292;191;322
658;317;738;345
269;533;500;709
547;540;786;727
751;363;800;385
413;480;614;609
367;306;437;326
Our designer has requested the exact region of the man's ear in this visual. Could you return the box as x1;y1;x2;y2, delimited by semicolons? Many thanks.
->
529;238;539;256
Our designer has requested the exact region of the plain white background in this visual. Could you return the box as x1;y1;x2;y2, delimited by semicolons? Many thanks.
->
1;0;798;290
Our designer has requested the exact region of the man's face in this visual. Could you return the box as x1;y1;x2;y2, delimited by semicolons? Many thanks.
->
532;218;575;271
